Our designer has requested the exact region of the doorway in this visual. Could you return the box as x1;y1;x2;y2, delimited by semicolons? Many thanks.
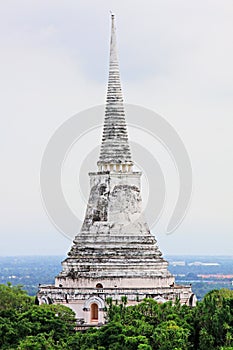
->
90;303;98;322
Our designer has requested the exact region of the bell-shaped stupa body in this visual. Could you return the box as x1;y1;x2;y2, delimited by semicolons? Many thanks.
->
37;14;195;326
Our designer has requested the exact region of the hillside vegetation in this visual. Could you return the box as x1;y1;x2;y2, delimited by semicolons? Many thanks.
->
0;283;233;349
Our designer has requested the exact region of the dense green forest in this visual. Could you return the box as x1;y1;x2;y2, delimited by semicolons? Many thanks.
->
0;284;233;349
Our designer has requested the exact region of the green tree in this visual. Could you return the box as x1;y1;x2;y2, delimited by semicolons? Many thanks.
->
18;304;76;341
0;285;76;349
153;320;190;350
194;289;233;349
0;283;34;311
17;332;66;349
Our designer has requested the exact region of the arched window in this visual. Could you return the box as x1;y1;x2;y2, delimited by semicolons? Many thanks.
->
90;303;98;321
96;283;103;289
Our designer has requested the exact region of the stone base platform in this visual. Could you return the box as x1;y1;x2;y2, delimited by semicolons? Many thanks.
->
37;284;196;326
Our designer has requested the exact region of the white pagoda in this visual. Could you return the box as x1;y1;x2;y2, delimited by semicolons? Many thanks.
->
37;14;195;326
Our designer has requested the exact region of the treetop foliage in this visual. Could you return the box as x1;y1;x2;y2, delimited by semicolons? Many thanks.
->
0;284;233;349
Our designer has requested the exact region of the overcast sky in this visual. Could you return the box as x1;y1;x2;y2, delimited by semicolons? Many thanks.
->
1;0;233;256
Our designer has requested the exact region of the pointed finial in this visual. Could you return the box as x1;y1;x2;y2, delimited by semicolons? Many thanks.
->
110;11;117;65
110;10;115;23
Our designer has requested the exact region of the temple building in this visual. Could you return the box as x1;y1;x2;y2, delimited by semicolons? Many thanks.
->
37;14;196;326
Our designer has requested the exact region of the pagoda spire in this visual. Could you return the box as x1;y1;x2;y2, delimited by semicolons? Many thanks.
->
98;13;133;172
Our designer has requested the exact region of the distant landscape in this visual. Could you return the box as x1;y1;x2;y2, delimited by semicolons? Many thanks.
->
168;255;233;300
0;255;232;300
